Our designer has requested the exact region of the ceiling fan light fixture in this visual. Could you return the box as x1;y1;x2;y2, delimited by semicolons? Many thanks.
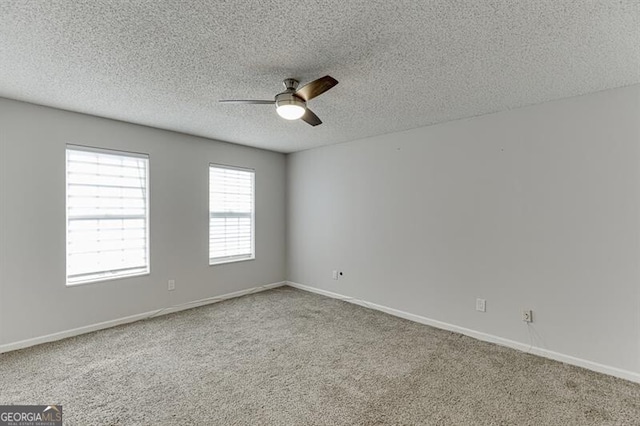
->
275;94;306;120
276;104;306;120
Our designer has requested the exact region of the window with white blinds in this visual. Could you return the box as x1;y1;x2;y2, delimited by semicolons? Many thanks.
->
209;164;255;265
66;146;150;285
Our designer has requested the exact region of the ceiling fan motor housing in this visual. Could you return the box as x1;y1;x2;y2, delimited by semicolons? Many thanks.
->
275;92;306;110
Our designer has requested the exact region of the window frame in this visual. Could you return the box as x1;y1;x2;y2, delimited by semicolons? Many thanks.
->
65;144;151;286
208;163;256;266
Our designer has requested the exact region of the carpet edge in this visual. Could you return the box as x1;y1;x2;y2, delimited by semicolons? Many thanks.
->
0;281;287;354
285;281;640;384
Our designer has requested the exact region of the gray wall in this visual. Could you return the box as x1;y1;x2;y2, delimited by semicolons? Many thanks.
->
0;98;286;346
287;85;640;375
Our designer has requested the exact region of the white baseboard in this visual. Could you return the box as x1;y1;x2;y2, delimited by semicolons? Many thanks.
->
0;281;286;354
286;281;640;384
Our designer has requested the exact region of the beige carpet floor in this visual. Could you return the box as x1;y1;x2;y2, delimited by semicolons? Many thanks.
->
0;286;639;425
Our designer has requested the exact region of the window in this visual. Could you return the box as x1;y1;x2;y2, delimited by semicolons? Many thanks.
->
209;164;255;264
66;146;149;285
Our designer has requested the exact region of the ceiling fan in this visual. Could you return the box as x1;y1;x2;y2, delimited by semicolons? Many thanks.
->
219;75;338;126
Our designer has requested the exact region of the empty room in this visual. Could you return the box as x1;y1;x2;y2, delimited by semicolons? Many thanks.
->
1;1;639;425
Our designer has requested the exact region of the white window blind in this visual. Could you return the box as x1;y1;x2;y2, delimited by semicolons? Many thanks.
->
66;146;149;285
209;164;255;264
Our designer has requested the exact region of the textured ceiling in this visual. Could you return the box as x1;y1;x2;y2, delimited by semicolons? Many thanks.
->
1;1;638;153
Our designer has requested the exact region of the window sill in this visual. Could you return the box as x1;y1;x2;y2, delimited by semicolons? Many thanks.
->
209;256;255;266
66;271;150;287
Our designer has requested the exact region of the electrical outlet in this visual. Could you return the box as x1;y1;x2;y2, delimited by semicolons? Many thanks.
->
522;309;533;323
476;298;486;312
168;280;175;291
332;270;338;280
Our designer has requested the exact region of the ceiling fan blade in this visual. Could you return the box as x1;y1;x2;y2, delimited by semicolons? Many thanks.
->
218;100;275;104
295;75;338;101
301;109;322;126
